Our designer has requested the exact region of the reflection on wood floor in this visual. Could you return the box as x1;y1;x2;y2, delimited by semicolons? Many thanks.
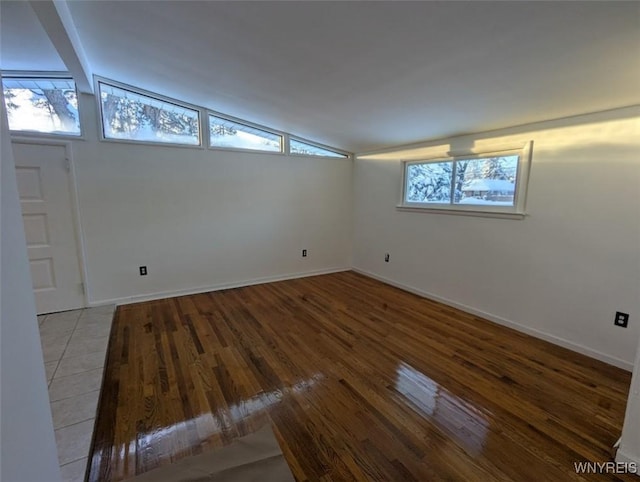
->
88;271;633;481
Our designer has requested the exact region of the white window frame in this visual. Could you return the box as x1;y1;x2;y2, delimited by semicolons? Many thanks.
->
2;71;84;140
92;76;351;158
94;76;204;149
398;142;533;219
289;136;351;159
207;111;284;154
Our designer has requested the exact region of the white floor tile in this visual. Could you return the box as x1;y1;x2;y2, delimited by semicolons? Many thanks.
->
64;336;109;359
40;305;115;476
40;330;73;347
51;390;100;429
49;368;104;402
42;341;69;364
73;323;112;339
79;306;115;320
40;315;80;337
84;304;115;316
45;309;83;325
76;315;115;330
59;457;88;482
55;352;106;379
55;419;95;466
45;361;59;382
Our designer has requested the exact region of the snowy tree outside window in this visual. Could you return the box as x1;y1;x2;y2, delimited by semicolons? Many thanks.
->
3;78;81;135
405;161;453;203
403;149;530;215
209;114;281;152
290;139;348;158
99;82;200;145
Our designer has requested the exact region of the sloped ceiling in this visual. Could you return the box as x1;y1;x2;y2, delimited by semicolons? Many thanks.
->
2;1;639;152
0;1;66;71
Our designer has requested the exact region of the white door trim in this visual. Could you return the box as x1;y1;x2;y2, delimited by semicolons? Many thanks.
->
11;136;90;308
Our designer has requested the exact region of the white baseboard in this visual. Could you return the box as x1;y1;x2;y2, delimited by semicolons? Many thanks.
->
89;267;350;307
88;265;633;371
353;267;633;372
616;449;640;476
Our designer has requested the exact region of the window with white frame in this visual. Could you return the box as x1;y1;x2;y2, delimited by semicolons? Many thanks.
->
2;76;81;136
4;73;350;158
209;114;282;152
98;81;200;146
401;143;532;215
290;138;348;158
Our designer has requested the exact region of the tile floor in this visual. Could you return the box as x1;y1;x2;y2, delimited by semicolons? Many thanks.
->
38;305;115;482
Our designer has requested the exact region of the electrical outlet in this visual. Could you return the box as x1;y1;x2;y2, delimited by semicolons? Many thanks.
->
302;249;307;258
139;266;148;276
614;311;629;328
384;253;390;262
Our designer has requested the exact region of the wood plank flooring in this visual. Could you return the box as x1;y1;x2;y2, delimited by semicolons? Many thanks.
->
88;271;633;481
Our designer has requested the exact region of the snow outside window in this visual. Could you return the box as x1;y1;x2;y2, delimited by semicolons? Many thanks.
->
98;82;200;146
3;77;81;136
290;139;348;158
401;145;531;216
209;114;282;152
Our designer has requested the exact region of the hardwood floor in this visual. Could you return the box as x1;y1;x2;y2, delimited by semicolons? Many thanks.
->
88;271;633;481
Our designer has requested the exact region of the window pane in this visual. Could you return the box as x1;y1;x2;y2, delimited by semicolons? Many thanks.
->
405;161;453;203
209;114;281;152
454;155;519;206
2;78;80;135
290;139;347;158
99;83;200;145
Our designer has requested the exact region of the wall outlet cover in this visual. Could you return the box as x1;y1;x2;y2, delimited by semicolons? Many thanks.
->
614;311;629;328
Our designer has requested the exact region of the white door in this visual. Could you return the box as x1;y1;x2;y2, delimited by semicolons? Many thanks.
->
13;141;85;314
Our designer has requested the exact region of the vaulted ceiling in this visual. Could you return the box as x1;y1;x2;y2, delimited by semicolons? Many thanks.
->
1;1;639;153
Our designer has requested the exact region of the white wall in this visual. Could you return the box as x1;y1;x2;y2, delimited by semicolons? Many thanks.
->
1;82;61;481
618;334;640;468
353;106;640;369
56;94;352;305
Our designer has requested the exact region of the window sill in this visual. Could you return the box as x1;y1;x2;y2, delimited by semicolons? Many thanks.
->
98;136;205;150
10;131;84;141
207;145;286;156
396;205;526;220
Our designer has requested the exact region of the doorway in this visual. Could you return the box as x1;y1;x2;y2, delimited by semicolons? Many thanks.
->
13;140;85;314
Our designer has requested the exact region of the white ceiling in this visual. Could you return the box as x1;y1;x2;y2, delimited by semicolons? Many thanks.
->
0;1;66;71
1;1;639;153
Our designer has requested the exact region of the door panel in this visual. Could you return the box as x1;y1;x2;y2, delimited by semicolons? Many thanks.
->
13;142;84;314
